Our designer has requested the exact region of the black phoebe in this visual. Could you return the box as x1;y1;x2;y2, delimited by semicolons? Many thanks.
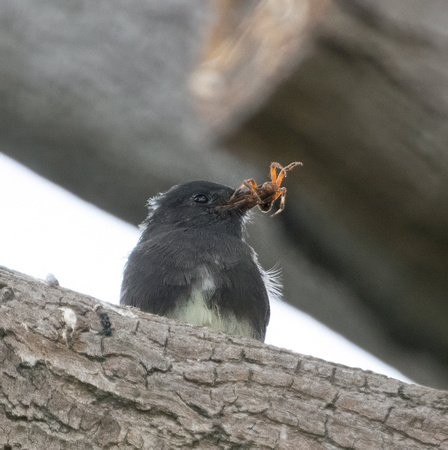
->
120;180;281;341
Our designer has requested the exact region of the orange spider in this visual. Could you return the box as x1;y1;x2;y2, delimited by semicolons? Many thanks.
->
227;161;302;216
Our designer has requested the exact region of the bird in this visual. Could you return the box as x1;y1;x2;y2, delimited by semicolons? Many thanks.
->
120;180;282;341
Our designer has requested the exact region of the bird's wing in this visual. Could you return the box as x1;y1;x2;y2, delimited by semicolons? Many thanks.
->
120;236;195;315
207;244;271;341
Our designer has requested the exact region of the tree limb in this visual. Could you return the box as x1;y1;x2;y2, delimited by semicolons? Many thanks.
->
1;266;446;449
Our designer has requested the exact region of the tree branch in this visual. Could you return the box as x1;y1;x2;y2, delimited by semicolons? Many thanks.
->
1;266;446;448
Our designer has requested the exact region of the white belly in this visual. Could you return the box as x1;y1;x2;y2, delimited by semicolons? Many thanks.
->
166;273;255;339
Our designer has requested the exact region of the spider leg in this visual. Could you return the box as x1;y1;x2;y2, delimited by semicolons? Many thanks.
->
270;162;284;184
241;179;261;201
245;178;258;189
275;168;287;187
283;161;303;172
269;190;283;202
274;161;303;187
270;188;287;217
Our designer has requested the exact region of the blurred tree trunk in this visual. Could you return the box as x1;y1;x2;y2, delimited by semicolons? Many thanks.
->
1;266;447;449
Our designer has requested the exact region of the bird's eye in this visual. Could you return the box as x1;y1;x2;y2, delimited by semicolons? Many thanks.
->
193;194;209;204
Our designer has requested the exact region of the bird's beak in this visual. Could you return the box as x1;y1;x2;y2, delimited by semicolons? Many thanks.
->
225;185;261;212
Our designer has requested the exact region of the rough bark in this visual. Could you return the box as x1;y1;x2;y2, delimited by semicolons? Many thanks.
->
2;0;448;388
1;266;447;449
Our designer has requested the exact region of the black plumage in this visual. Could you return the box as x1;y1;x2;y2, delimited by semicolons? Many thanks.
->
120;180;279;341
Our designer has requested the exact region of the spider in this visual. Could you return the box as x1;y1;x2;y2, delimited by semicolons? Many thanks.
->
227;161;302;216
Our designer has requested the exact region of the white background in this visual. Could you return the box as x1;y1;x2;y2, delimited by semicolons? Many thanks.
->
0;153;410;382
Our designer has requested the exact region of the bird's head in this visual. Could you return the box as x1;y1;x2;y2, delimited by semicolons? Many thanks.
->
142;180;257;237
